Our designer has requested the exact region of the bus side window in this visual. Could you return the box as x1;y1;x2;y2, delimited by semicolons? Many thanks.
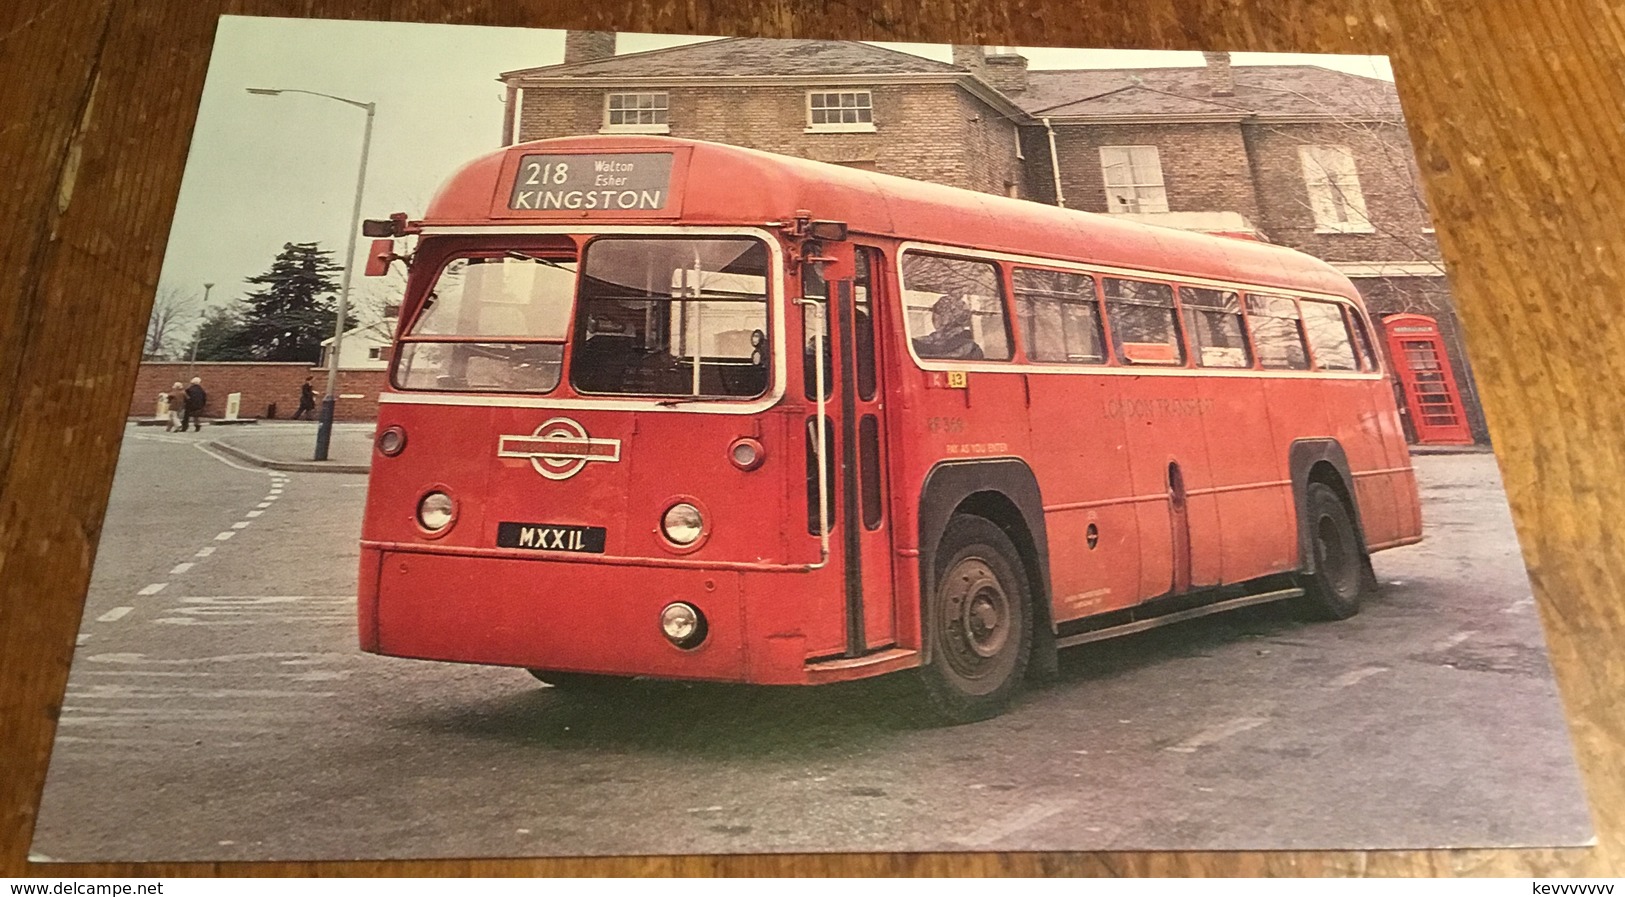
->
1013;268;1104;364
1299;299;1359;371
1180;286;1250;368
1346;305;1379;371
853;249;877;401
1104;278;1183;365
802;264;833;400
1245;293;1311;370
900;253;1011;362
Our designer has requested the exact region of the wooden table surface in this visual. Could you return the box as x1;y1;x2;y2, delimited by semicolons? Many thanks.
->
2;0;1622;878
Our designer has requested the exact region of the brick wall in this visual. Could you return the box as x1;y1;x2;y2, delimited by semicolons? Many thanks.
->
1045;121;1262;220
130;363;387;422
517;83;1021;194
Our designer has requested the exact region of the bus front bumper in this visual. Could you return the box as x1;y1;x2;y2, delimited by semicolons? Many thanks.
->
357;544;819;685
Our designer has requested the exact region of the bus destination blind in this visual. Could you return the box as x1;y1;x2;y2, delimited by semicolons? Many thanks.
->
508;153;673;212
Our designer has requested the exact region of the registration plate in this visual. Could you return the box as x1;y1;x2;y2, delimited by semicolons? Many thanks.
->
497;522;607;554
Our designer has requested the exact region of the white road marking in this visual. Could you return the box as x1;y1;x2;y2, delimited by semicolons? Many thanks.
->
264;495;279;502
1503;596;1536;614
951;799;1076;847
246;510;264;518
1166;716;1271;753
214;531;236;541
1328;666;1388;689
231;521;251;529
256;502;272;509
75;634;91;646
97;607;134;623
169;562;194;575
137;583;167;596
1432;630;1476;651
269;488;283;495
195;546;216;557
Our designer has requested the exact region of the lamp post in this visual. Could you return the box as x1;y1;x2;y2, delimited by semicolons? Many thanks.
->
189;281;213;379
246;87;375;461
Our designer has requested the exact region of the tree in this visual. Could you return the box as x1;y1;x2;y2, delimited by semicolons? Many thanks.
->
237;242;354;363
190;305;255;361
144;286;199;360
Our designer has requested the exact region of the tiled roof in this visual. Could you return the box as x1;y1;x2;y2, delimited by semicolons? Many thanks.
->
502;37;964;81
1018;65;1403;120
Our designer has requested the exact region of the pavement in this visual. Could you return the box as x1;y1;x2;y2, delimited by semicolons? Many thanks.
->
25;431;1593;861
204;421;376;473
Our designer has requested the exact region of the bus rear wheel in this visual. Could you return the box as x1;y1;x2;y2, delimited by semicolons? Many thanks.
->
1297;482;1370;620
919;514;1032;724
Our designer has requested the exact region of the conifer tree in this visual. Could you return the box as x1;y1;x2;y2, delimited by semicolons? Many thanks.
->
235;242;353;362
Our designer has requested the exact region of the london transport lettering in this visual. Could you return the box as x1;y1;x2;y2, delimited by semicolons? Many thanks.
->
508;153;674;211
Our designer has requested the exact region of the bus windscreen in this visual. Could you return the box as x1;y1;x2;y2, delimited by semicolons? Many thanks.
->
393;254;576;393
570;237;770;399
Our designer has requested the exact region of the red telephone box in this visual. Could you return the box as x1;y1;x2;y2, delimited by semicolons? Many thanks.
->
1381;313;1473;445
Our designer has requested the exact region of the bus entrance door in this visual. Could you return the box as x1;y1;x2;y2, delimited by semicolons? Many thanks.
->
805;246;897;659
1381;313;1472;446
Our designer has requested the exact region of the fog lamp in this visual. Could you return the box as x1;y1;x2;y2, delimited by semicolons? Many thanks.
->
729;437;765;471
660;602;706;649
661;502;704;545
377;425;407;456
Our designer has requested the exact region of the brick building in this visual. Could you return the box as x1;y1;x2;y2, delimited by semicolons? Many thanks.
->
501;36;1484;442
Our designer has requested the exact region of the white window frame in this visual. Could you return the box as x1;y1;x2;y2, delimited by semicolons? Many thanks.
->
1099;145;1169;214
601;91;670;135
806;90;876;134
1300;145;1375;234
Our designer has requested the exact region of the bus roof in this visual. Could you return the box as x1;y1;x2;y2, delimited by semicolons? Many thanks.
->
422;135;1358;299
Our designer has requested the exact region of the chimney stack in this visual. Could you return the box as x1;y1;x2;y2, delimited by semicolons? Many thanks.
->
564;30;616;65
1202;51;1235;97
951;45;988;79
983;48;1029;95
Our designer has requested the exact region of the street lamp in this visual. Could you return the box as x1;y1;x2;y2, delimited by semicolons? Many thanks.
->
246;87;376;461
189;281;213;379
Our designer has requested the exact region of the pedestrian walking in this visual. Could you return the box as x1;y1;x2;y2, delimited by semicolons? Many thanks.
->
293;378;317;420
181;377;207;432
166;382;184;431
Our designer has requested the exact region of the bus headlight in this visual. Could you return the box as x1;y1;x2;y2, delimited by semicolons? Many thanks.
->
661;502;703;545
660;602;706;649
417;491;455;532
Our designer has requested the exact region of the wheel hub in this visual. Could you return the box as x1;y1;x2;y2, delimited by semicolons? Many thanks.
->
942;558;1010;665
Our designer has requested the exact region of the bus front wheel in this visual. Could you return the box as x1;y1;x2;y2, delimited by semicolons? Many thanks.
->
919;514;1033;724
1297;482;1370;620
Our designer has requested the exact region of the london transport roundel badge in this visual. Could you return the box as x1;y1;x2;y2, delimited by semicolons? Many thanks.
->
496;417;623;481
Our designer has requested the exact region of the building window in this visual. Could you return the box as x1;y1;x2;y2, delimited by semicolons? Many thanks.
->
367;346;384;361
807;91;875;133
602;92;669;133
1099;146;1168;213
1300;145;1374;233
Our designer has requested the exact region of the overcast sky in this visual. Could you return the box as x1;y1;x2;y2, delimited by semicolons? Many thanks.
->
155;16;1395;315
